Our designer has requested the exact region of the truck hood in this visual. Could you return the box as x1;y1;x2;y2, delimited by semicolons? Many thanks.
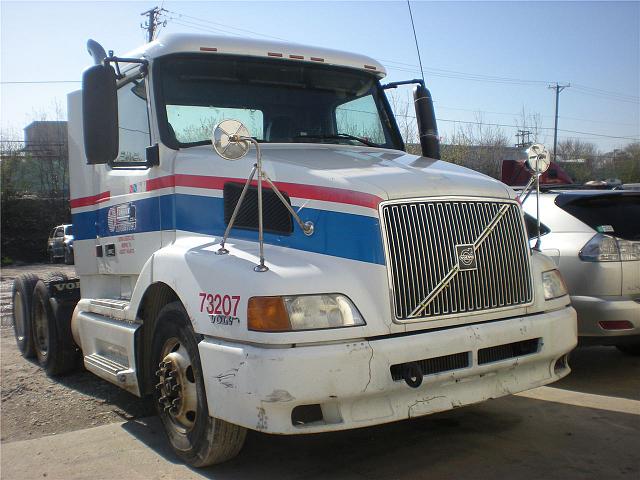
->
252;144;514;202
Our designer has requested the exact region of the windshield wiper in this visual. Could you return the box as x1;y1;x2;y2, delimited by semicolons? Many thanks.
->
294;133;378;147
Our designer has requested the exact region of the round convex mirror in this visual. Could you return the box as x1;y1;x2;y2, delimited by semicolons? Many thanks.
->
212;119;251;161
525;143;551;174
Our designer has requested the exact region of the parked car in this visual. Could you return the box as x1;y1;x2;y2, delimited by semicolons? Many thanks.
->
47;224;74;264
523;190;640;354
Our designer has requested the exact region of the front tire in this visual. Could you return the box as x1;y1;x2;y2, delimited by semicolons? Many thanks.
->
151;302;246;467
11;273;39;358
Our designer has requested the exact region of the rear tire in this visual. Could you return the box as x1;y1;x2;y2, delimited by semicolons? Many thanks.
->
11;273;39;358
31;278;79;376
151;302;246;467
616;344;640;356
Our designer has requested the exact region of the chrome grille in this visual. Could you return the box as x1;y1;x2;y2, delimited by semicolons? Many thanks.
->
381;198;533;320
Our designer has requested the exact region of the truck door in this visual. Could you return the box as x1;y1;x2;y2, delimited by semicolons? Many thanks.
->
95;75;163;278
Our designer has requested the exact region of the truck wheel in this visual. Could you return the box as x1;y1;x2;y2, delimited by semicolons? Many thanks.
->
31;279;79;376
11;273;39;358
152;302;247;467
616;344;640;356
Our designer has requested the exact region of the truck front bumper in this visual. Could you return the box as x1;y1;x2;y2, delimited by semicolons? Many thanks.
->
199;307;577;434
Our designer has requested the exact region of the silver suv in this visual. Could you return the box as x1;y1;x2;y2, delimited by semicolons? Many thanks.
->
523;190;640;354
47;224;74;264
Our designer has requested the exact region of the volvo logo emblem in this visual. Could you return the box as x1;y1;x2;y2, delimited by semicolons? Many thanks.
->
456;244;477;271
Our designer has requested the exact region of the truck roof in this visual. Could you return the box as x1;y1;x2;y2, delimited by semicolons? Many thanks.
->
124;33;387;77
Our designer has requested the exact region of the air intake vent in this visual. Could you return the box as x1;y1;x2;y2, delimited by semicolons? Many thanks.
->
478;338;540;365
390;351;470;381
381;199;533;320
224;182;293;235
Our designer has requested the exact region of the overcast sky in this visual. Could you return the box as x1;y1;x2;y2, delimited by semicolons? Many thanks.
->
1;0;638;152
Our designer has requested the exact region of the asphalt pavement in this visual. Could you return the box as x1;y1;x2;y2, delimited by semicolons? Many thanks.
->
2;346;639;480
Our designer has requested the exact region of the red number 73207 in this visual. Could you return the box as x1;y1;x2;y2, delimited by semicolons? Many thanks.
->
199;293;241;316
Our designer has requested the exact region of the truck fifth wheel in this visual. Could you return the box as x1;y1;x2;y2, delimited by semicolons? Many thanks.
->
19;34;578;467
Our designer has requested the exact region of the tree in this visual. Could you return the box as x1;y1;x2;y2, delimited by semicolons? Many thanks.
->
441;113;510;179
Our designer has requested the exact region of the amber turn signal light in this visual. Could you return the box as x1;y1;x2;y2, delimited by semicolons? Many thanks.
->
248;297;291;332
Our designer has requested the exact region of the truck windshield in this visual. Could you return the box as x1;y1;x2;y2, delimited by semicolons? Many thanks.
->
155;55;401;150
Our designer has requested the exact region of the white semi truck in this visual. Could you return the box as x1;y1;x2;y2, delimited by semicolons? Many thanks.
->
12;34;577;467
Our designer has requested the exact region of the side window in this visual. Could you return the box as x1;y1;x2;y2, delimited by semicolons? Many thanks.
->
114;79;150;166
335;95;385;145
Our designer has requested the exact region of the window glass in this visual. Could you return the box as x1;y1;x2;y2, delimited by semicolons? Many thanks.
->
335;95;385;145
558;194;640;241
65;226;73;236
158;55;400;149
167;106;263;143
115;79;150;164
55;228;63;237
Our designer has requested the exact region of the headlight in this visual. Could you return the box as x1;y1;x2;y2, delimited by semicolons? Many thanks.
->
542;269;568;300
248;294;365;332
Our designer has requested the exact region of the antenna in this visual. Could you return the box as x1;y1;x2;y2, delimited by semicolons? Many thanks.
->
407;1;425;83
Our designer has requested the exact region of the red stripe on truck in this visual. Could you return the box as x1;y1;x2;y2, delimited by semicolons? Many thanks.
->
166;174;383;210
69;191;110;208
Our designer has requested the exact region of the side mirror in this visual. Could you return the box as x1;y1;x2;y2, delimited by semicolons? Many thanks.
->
82;64;118;164
525;143;551;174
413;84;440;159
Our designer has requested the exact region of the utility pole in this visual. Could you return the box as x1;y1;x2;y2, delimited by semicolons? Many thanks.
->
141;7;166;43
548;82;570;162
515;129;532;148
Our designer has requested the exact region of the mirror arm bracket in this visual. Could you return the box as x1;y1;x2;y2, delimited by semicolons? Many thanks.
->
382;79;425;90
103;55;149;80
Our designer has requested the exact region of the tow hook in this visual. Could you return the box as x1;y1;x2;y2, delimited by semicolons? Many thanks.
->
402;362;423;388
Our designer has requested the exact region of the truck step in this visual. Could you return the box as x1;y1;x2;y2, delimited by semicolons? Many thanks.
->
75;310;141;396
87;299;131;321
84;352;138;394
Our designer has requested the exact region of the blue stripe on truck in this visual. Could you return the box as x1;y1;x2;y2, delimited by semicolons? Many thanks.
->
72;193;386;265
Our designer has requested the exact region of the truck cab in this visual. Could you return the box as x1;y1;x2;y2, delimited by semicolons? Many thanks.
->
65;34;577;466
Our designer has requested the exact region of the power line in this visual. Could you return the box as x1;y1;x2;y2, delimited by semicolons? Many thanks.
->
392;113;638;141
1;80;80;84
164;9;287;41
162;6;639;103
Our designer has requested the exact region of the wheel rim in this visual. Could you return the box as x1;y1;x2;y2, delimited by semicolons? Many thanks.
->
14;291;25;341
155;338;198;433
32;298;49;357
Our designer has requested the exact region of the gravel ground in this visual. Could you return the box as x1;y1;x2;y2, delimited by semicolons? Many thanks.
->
0;263;153;443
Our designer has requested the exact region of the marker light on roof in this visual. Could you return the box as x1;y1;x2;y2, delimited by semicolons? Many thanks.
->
199;47;217;52
267;52;283;57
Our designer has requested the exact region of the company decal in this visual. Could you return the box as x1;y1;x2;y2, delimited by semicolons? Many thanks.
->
117;235;135;255
52;280;81;291
129;181;147;193
455;244;477;271
199;292;241;326
107;203;137;233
